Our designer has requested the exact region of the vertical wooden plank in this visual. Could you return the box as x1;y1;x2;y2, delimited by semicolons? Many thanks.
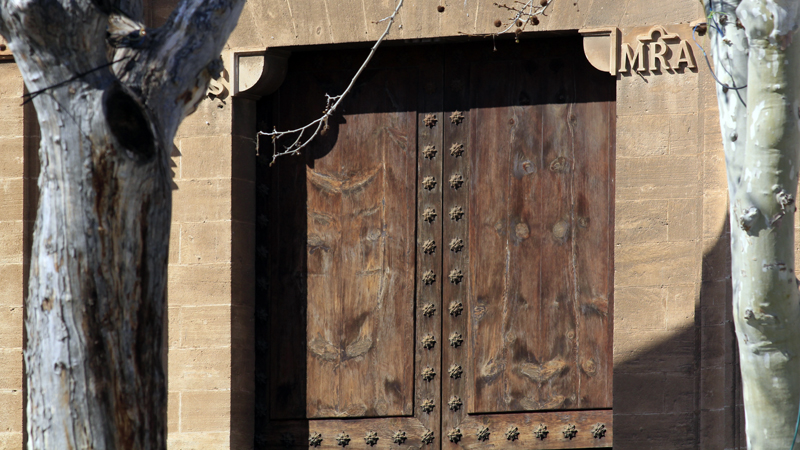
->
414;47;443;443
520;55;579;412
442;45;472;447
571;60;615;409
466;44;588;414
333;66;417;417
466;53;513;414
501;58;548;413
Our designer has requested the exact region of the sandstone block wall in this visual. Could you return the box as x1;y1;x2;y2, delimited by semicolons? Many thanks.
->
611;29;742;448
165;82;256;449
0;60;25;450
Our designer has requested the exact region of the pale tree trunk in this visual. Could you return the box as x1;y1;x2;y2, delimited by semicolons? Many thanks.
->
0;1;243;448
707;0;800;447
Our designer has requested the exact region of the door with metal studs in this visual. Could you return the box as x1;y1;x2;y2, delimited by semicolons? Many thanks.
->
255;37;615;449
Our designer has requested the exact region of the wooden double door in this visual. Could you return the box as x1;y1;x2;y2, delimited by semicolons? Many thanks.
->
255;37;615;449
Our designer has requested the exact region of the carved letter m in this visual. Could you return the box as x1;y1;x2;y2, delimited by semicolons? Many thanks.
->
620;41;646;73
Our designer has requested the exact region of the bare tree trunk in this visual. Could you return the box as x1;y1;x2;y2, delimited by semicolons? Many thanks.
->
707;0;800;447
0;1;243;448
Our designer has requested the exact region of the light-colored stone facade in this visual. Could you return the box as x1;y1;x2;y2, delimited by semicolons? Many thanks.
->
0;0;748;448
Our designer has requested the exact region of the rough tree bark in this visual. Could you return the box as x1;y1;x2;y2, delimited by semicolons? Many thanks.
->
706;0;800;447
0;0;243;448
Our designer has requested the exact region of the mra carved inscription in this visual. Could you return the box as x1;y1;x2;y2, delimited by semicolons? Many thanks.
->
619;26;696;73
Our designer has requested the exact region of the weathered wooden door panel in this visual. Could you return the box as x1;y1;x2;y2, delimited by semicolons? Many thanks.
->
441;39;614;448
267;58;420;420
571;82;615;411
257;38;613;449
465;58;582;414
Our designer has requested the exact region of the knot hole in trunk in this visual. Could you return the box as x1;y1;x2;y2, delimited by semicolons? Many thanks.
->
104;83;155;161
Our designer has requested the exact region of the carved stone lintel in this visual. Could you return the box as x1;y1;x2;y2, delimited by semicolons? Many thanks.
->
233;50;290;99
581;25;699;75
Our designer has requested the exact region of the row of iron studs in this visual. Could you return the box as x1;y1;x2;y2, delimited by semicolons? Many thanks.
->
444;422;608;443
443;109;467;446
305;422;607;447
418;112;441;445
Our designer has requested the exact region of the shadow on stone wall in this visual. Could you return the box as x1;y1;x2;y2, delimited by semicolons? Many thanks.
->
614;213;744;449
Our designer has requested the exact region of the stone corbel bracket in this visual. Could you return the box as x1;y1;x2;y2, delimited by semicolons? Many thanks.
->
579;27;620;76
233;49;290;99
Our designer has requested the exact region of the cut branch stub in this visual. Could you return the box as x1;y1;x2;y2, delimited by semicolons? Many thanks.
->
738;206;758;232
104;83;155;161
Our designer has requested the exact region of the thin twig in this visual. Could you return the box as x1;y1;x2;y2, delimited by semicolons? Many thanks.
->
258;0;404;165
458;0;554;47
